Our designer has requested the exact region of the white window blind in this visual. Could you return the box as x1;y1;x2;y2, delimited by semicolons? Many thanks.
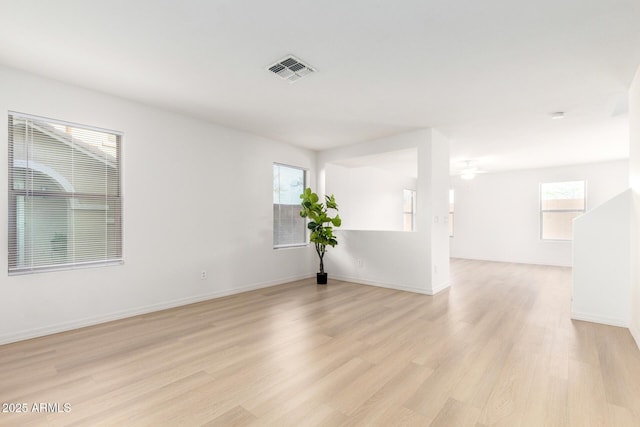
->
8;112;123;274
273;163;306;248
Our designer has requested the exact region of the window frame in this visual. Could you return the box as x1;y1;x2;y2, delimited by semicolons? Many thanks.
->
449;189;454;238
273;162;308;249
539;180;586;242
403;189;416;232
8;111;123;275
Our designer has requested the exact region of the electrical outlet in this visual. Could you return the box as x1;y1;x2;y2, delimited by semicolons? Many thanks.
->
433;265;438;274
356;258;363;268
200;270;207;280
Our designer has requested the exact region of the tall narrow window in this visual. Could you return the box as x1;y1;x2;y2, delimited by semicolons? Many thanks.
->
273;164;306;248
403;189;416;231
449;189;455;237
8;112;122;274
540;180;586;241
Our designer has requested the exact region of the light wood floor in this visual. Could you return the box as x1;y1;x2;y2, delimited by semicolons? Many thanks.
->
1;259;640;426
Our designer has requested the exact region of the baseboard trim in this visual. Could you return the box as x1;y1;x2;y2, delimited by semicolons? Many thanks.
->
0;273;314;346
631;323;640;351
451;256;571;268
331;274;440;295
571;311;629;328
430;281;451;295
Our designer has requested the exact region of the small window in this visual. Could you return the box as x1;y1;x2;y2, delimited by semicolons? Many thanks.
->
449;189;454;237
8;112;122;274
403;189;416;231
540;180;586;241
273;163;306;248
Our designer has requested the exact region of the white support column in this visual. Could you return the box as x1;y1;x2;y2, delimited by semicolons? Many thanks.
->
416;130;450;294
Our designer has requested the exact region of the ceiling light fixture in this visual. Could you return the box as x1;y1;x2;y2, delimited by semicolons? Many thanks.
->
461;171;476;180
267;55;316;83
550;111;565;120
460;160;477;180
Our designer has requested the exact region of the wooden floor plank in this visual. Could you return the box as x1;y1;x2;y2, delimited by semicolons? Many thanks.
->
0;259;639;426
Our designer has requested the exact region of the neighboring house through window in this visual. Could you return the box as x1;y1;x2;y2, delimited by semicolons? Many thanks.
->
540;180;586;241
273;163;306;247
403;189;416;231
8;112;123;273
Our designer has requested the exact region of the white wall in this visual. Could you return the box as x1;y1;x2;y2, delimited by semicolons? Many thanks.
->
630;66;640;348
330;230;429;293
450;160;629;267
572;190;631;327
0;65;317;344
318;129;450;295
325;163;415;231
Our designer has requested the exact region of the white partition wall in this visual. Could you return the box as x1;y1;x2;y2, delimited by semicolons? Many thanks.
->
570;64;640;349
318;129;450;295
572;190;631;326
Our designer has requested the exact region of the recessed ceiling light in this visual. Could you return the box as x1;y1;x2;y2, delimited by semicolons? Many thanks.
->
550;112;565;120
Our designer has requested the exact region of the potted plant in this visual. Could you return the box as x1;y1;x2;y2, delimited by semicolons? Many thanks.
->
300;188;341;284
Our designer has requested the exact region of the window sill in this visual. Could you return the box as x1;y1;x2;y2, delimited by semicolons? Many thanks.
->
9;259;124;276
273;244;309;250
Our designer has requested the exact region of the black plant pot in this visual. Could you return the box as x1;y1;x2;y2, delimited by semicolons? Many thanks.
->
316;273;328;285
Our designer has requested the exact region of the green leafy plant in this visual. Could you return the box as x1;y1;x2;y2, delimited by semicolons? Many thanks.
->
299;188;341;275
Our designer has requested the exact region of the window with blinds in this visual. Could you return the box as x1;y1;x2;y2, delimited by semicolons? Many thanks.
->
273;163;306;248
540;180;586;241
8;112;123;274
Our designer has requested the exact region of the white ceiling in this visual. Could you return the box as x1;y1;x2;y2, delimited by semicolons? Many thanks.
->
1;1;639;175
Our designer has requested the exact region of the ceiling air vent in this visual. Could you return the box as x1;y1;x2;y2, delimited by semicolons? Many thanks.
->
267;55;316;83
